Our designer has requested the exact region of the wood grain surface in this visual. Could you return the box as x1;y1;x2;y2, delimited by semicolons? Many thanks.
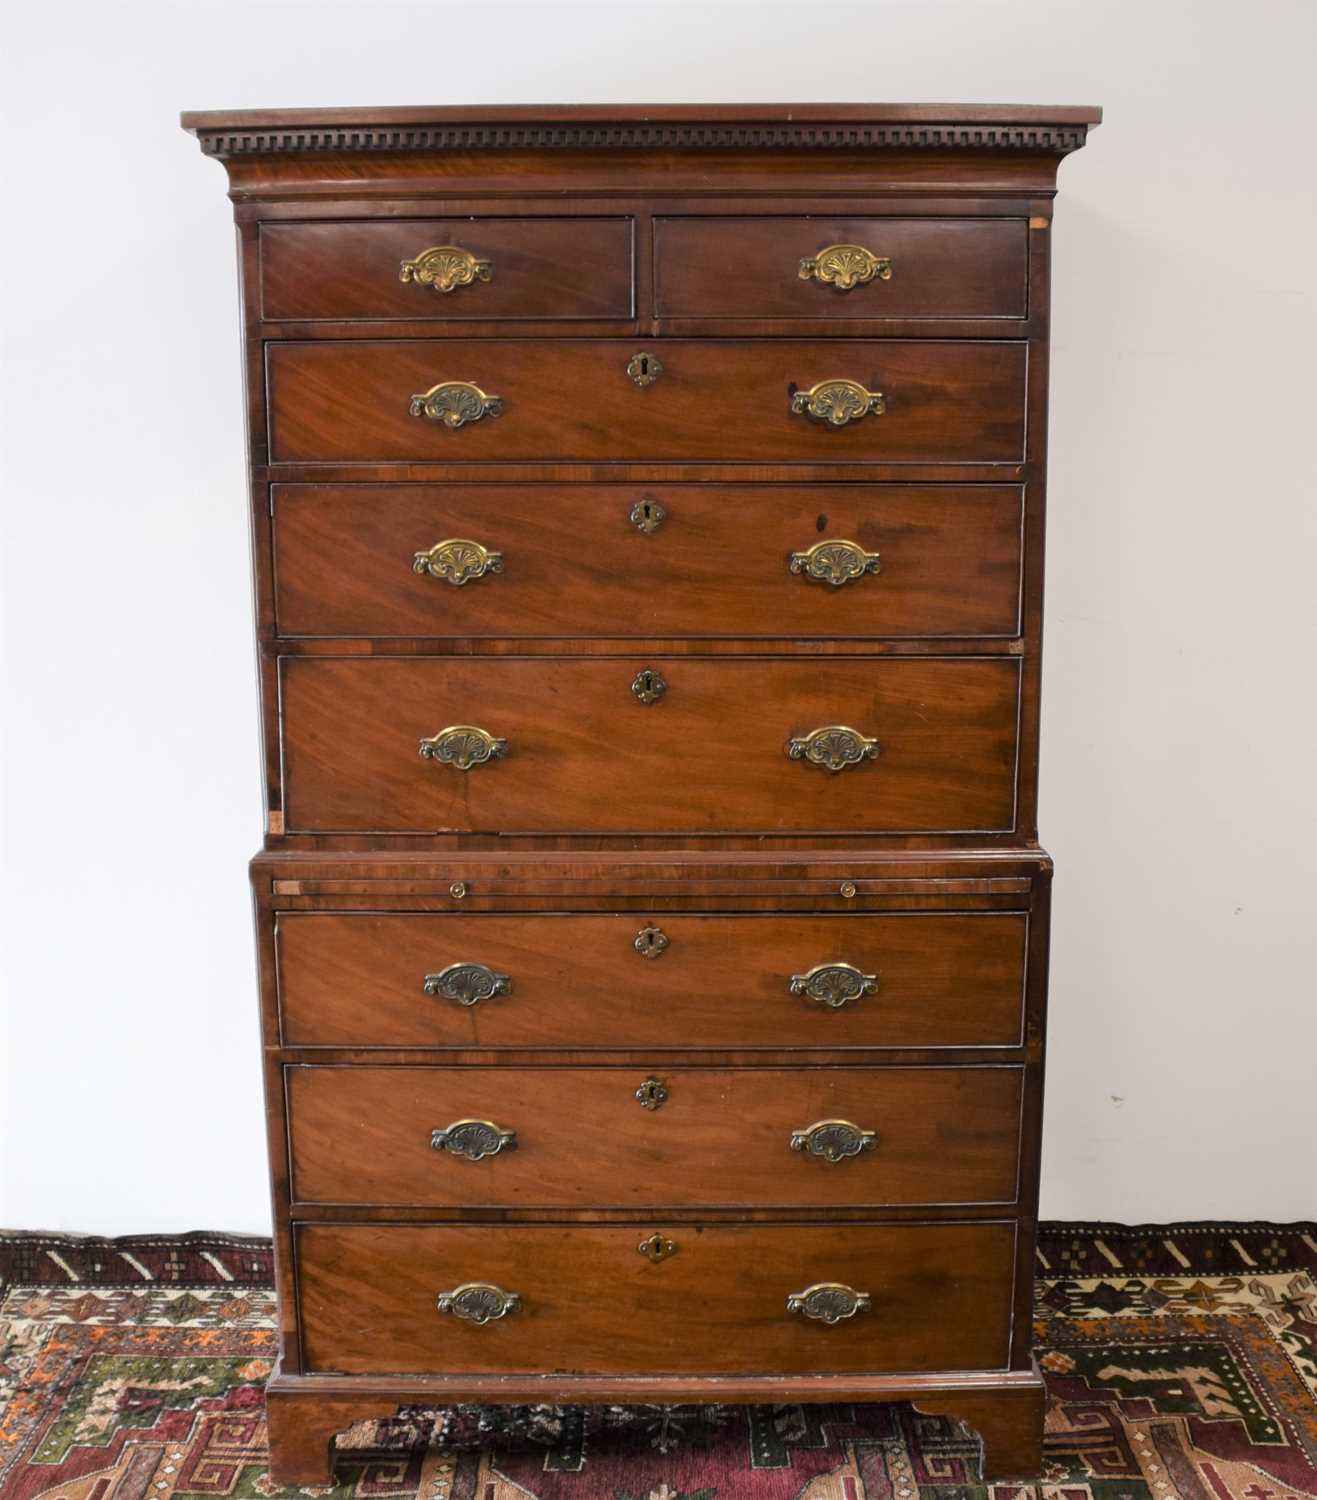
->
271;482;1025;640
278;656;1021;835
654;217;1028;320
260;218;635;322
285;1063;1024;1208
266;340;1027;464
295;1218;1017;1375
275;911;1028;1050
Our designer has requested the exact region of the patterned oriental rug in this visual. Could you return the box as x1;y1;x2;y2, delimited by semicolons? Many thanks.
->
0;1222;1314;1500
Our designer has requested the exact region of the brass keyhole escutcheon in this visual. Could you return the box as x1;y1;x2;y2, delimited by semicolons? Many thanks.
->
629;497;666;534
631;667;667;705
634;925;670;959
635;1077;669;1110
637;1233;677;1263
627;350;663;388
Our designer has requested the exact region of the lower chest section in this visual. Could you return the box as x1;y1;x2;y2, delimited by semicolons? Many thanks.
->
260;854;1047;1382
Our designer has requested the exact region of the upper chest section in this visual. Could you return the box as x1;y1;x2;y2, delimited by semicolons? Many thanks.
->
185;103;1098;334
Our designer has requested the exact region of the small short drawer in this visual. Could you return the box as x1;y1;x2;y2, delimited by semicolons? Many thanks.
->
271;482;1025;640
265;339;1026;464
285;1064;1023;1208
656;217;1029;320
276;912;1028;1050
258;218;635;322
296;1219;1017;1375
278;655;1021;836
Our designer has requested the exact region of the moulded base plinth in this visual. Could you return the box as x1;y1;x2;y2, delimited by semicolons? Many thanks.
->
263;1358;1046;1488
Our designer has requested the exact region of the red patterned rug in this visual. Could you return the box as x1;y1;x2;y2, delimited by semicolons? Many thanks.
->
1;1224;1314;1498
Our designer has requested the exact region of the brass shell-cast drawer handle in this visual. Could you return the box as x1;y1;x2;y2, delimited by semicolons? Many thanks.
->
790;379;885;428
787;726;879;773
790;1119;877;1162
400;245;492;293
789;962;878;1009
423;962;513;1006
786;1282;871;1324
419;725;508;771
436;1282;520;1324
431;1119;517;1160
789;539;881;587
413;538;504;586
798;244;892;291
409;381;503;428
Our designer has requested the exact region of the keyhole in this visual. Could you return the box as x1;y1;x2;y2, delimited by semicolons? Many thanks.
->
635;924;670;958
631;667;667;704
630;497;666;533
627;350;663;388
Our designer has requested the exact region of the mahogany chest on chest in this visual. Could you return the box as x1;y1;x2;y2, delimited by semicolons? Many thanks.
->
182;101;1099;1487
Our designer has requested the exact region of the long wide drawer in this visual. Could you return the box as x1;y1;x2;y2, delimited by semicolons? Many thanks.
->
276;912;1029;1050
655;216;1029;320
265;339;1027;463
285;1064;1023;1207
296;1220;1017;1375
260;218;635;322
272;482;1025;639
278;656;1021;835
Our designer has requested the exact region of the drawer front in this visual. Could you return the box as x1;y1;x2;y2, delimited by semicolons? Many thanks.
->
279;656;1021;835
259;219;635;322
272;483;1024;640
266;339;1026;463
277;912;1028;1050
297;1220;1016;1375
286;1064;1023;1208
656;217;1028;320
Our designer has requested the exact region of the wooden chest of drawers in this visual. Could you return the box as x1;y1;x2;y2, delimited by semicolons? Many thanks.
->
183;101;1099;1487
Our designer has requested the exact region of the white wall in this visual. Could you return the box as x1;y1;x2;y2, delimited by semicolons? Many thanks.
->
2;0;1314;1234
